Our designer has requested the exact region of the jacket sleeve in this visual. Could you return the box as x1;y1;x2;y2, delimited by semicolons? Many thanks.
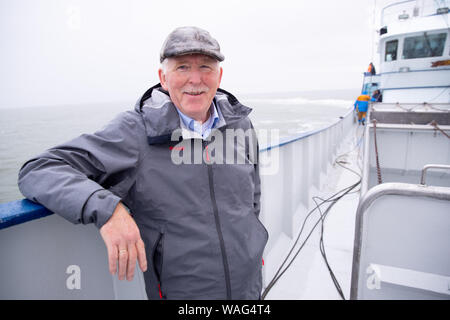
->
249;121;261;218
18;111;141;229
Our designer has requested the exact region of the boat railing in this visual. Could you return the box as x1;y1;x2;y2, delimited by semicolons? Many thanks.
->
420;164;450;185
350;182;450;299
380;0;449;27
258;108;355;258
361;105;450;193
353;105;450;299
0;198;52;231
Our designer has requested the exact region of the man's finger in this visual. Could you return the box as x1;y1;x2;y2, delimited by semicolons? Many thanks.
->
107;244;118;275
127;244;137;281
118;246;128;280
136;239;147;272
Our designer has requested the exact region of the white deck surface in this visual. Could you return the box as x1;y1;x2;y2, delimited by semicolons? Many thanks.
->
264;124;363;300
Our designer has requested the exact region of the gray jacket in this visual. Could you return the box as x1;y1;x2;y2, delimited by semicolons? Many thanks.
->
18;84;268;300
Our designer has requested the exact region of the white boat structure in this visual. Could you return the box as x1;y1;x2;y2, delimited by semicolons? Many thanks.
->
0;0;449;299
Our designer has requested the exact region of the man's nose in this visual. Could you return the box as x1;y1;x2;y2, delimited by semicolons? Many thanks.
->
188;69;202;84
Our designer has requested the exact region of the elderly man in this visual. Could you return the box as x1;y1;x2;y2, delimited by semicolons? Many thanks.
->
18;26;268;300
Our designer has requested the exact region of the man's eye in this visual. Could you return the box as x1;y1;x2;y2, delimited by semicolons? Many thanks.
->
177;65;188;71
200;65;212;70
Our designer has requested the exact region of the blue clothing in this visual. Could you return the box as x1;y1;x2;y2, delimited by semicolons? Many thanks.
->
354;93;371;113
175;102;220;139
354;100;369;112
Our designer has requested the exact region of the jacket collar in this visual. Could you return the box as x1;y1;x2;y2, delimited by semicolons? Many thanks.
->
134;83;252;145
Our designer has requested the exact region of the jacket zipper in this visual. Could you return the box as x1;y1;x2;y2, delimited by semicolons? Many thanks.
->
204;140;232;299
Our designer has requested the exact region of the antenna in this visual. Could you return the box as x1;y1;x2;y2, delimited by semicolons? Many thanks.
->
371;0;377;67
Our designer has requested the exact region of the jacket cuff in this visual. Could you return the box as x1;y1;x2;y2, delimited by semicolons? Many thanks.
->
82;189;122;229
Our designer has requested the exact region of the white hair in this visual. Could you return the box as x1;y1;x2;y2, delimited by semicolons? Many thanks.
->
160;58;169;74
160;56;220;74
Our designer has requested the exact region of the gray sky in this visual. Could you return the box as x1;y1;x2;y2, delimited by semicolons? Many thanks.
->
0;0;382;109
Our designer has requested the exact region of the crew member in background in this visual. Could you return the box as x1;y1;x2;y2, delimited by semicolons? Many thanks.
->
371;89;382;102
367;62;376;75
354;91;371;125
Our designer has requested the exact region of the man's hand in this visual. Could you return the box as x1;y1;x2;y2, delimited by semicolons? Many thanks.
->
100;202;147;281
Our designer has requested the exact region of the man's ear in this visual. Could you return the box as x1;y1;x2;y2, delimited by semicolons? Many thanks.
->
158;68;168;90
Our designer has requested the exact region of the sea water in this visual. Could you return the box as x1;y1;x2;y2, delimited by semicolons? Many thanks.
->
0;90;355;203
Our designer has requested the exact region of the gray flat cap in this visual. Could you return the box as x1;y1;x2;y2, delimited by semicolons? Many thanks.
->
160;26;224;63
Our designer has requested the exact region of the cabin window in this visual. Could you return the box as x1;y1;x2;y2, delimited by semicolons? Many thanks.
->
385;40;398;61
402;33;447;59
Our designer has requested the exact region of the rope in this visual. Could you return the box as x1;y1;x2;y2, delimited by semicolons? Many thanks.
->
431;120;450;139
372;120;383;184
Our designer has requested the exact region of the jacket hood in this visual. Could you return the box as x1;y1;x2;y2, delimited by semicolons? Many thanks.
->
134;83;253;145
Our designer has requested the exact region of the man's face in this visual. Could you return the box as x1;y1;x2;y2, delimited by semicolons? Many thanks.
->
159;54;223;123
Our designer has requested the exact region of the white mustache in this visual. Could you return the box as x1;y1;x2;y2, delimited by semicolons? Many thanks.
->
182;86;210;94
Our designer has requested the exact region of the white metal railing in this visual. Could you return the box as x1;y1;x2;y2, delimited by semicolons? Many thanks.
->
381;0;450;26
259;108;355;261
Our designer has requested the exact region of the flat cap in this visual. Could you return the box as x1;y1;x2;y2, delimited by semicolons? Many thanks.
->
160;26;224;63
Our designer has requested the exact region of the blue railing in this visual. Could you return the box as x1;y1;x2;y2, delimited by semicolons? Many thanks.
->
260;107;353;152
0;199;53;230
